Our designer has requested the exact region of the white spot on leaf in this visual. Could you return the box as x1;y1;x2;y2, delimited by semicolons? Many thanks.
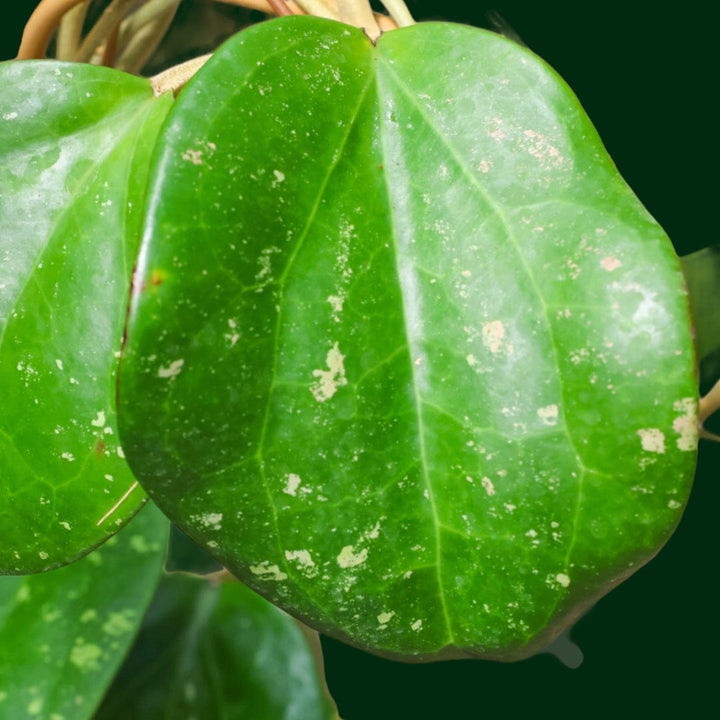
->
311;342;347;402
249;561;287;581
537;404;559;426
102;610;136;637
672;397;698;451
377;611;394;626
192;512;223;530
481;477;496;496
520;129;565;169
336;545;368;568
327;294;344;321
69;639;102;671
158;359;184;379
182;149;203;165
285;549;315;568
481;320;512;355
225;318;240;347
283;473;302;496
638;428;665;454
27;698;42;716
601;256;622;271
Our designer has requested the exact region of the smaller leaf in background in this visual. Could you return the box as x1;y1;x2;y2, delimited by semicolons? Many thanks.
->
680;245;720;370
0;502;169;720
165;522;224;575
0;60;172;572
95;573;339;720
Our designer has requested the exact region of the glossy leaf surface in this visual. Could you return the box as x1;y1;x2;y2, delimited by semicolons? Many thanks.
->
119;18;697;660
0;503;168;719
0;61;172;572
96;573;338;720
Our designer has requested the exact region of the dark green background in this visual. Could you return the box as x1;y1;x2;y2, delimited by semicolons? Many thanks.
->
2;2;716;718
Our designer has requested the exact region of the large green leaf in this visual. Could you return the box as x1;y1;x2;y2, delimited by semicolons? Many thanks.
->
95;573;339;719
0;60;172;572
0;502;169;719
118;18;698;660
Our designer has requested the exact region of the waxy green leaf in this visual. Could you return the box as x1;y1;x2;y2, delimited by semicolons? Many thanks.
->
0;61;172;572
96;573;338;719
0;502;169;719
119;18;698;660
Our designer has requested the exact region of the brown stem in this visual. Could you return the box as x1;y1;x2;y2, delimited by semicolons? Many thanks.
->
116;0;181;74
205;568;237;585
336;0;381;41
293;620;342;719
73;0;137;63
266;0;294;16
292;0;337;19
212;0;305;14
16;0;88;59
378;0;414;27
699;378;720;425
375;12;398;32
150;53;212;95
56;0;90;59
99;22;120;66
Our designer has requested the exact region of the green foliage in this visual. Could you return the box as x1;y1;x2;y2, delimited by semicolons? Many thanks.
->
0;6;713;717
0;503;168;718
119;18;696;661
0;61;171;572
96;573;338;719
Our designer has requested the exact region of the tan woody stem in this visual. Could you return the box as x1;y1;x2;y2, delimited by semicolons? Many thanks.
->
17;0;88;59
55;0;90;59
72;0;136;63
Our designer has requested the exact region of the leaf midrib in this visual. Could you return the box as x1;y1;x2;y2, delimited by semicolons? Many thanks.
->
375;50;589;642
250;63;379;613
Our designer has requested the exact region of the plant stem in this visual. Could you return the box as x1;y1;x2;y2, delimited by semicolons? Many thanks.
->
116;0;181;74
379;0;414;27
266;0;295;16
55;0;90;59
150;53;212;95
213;0;397;34
699;379;720;425
292;0;338;20
99;21;120;66
335;0;381;41
16;0;88;58
213;0;305;14
73;0;137;63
